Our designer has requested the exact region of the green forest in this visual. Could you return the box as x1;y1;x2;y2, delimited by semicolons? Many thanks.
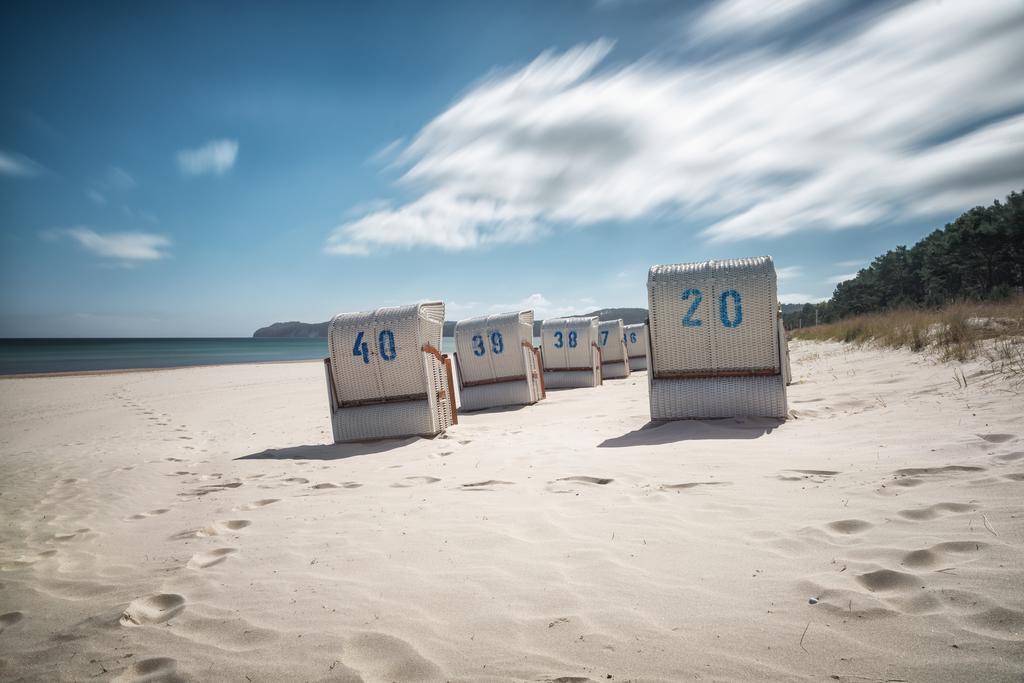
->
785;190;1024;329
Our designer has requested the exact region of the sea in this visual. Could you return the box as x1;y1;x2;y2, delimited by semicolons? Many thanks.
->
0;337;459;376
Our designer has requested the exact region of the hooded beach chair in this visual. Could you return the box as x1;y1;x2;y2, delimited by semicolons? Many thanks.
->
647;256;788;419
453;310;545;412
540;316;602;389
597;319;630;379
324;302;456;442
623;323;648;371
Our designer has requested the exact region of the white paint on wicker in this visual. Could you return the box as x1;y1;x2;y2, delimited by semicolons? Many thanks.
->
647;257;788;419
624;323;648;371
453;310;543;412
324;302;454;442
597;319;630;379
540;316;601;388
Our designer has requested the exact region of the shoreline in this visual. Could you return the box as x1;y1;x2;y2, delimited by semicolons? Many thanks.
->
0;357;325;380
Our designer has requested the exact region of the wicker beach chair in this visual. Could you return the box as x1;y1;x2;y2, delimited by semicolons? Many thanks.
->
540;316;602;389
623;323;648;371
597;319;630;380
647;257;788;419
324;302;456;443
453;310;545;412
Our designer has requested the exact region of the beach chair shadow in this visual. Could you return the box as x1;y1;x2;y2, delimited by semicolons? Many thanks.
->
598;417;782;448
237;437;419;461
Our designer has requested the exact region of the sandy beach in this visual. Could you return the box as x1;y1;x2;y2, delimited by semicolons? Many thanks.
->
1;340;1022;681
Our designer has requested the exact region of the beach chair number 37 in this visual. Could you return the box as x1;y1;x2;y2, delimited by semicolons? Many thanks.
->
682;288;743;328
352;330;397;364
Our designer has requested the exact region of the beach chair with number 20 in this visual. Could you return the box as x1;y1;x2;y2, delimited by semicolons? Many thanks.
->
324;302;456;443
647;256;789;419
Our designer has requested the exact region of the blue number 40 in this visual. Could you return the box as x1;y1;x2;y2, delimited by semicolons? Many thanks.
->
352;329;397;364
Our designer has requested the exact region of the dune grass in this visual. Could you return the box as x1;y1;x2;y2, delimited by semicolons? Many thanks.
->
790;296;1024;367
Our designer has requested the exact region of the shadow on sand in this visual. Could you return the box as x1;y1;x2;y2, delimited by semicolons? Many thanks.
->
598;417;782;448
237;436;420;461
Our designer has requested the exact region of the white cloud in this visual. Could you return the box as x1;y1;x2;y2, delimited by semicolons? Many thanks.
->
826;272;858;284
834;259;864;268
177;139;239;176
49;227;171;261
105;166;137;190
776;265;802;280
779;292;827;304
0;150;44;177
329;2;1024;255
87;189;107;205
691;0;826;38
449;292;594;320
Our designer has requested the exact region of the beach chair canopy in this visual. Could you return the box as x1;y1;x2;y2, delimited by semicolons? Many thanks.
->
325;302;455;442
540;316;602;389
647;256;787;418
623;322;648;371
453;310;544;411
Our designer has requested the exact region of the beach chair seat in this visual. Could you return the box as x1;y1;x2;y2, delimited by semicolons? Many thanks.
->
540;317;602;389
453;310;544;412
647;257;788;419
324;302;456;442
623;323;648;371
597;319;630;379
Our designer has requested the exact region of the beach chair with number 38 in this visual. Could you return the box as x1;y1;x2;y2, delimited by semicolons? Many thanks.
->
324;302;456;443
540;316;602;389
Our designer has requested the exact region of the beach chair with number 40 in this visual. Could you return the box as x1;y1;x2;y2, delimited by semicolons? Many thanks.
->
324;302;456;443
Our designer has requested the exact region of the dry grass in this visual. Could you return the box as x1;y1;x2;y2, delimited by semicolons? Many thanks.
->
791;296;1024;365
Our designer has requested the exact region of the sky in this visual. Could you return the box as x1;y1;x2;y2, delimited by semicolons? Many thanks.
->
2;0;1023;337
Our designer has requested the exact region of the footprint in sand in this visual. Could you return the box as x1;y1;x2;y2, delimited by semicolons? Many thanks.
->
900;540;987;569
233;499;278;511
119;658;181;680
0;611;24;634
557;476;613;485
994;451;1024;462
826;519;873;534
184;481;243;497
284;477;310;484
778;469;839;482
125;509;171;521
390;476;441;488
120;594;186;626
894;465;986;476
855;568;922;592
312;482;362;490
187;548;238;569
171;520;251;540
1003;472;1024;481
977;433;1016;444
460;480;515;491
663;481;731;490
897;502;974;521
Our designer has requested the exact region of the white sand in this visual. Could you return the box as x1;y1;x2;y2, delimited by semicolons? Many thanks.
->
1;341;1022;681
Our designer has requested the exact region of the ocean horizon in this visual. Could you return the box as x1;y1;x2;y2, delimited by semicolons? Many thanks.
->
0;337;460;376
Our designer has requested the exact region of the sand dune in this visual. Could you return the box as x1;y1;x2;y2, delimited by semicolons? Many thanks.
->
1;341;1022;681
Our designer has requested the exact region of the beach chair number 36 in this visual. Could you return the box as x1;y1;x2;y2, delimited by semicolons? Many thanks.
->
352;330;397;364
471;331;504;357
681;288;743;328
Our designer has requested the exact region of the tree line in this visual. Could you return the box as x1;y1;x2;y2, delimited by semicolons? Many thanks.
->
785;190;1023;329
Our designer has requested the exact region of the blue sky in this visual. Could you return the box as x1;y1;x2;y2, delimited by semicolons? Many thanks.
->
2;0;1022;337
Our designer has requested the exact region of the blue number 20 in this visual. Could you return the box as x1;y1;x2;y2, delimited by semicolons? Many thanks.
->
719;290;742;328
682;288;703;327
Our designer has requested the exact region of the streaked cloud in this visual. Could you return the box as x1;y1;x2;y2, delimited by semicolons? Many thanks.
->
0;149;45;177
177;139;239;176
87;189;107;205
779;292;827;304
105;165;137;190
45;227;171;261
776;266;803;280
329;2;1024;255
826;272;858;284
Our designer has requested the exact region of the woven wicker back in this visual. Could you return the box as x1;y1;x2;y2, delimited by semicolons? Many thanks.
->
454;311;534;385
327;302;445;405
541;316;599;370
597;319;627;362
623;323;647;359
648;257;779;377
